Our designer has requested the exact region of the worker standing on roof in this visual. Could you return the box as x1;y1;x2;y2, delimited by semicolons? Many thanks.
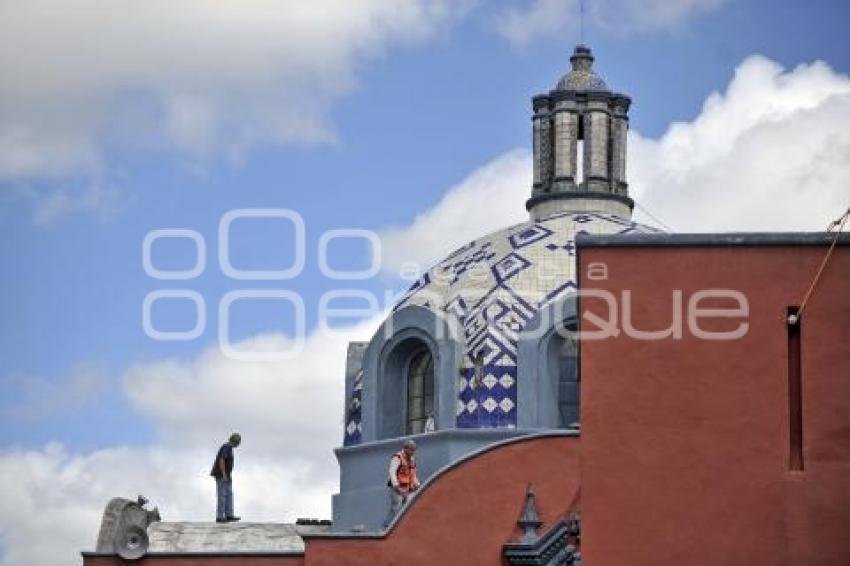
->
382;439;420;529
210;433;242;523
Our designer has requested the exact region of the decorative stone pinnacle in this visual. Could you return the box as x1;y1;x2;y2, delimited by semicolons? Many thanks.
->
517;483;542;544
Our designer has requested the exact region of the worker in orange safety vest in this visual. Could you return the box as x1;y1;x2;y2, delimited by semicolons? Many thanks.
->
382;439;420;529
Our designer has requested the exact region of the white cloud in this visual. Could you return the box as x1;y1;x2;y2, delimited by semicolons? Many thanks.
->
0;364;111;419
590;0;726;35
494;0;578;50
379;149;530;275
0;0;465;186
631;55;850;231
30;180;127;226
494;0;725;48
122;328;372;457
0;0;471;224
378;55;850;270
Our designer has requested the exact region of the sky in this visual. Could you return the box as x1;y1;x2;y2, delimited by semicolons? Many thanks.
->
1;1;849;564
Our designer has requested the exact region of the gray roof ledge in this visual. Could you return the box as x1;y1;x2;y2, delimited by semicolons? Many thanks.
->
84;521;331;558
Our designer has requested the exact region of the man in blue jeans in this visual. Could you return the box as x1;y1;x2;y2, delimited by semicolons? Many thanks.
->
210;433;241;523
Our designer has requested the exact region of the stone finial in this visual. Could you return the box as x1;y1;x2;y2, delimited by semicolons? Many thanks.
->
517;484;543;544
95;495;161;560
555;45;608;92
570;45;594;69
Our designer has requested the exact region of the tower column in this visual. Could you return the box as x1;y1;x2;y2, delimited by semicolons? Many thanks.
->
583;98;610;192
532;115;542;189
553;107;578;191
531;96;551;196
610;96;630;195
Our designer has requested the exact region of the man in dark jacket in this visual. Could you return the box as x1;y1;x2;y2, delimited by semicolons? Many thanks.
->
210;433;241;523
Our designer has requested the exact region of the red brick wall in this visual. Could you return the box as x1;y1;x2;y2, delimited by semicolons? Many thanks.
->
578;244;850;566
304;434;581;566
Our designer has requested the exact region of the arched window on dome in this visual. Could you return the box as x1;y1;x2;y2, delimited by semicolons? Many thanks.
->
406;349;434;434
379;334;437;439
547;323;580;427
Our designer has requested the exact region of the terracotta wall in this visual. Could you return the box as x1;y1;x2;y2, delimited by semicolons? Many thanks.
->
578;244;850;566
304;434;581;566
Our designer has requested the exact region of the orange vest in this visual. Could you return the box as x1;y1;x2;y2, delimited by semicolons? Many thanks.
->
394;450;417;489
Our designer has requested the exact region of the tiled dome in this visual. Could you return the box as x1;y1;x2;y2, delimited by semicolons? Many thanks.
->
555;68;608;91
395;210;659;328
394;211;659;427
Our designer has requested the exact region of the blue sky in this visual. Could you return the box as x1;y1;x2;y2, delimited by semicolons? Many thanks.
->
1;1;849;564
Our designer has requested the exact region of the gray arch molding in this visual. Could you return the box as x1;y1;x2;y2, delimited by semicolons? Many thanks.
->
360;305;464;443
517;294;579;429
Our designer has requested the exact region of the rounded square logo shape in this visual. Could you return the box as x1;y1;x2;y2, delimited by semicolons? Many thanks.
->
219;209;305;280
218;290;306;361
143;290;206;341
318;229;382;280
143;229;206;280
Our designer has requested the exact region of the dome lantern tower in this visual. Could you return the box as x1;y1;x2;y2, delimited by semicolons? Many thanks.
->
528;45;633;220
